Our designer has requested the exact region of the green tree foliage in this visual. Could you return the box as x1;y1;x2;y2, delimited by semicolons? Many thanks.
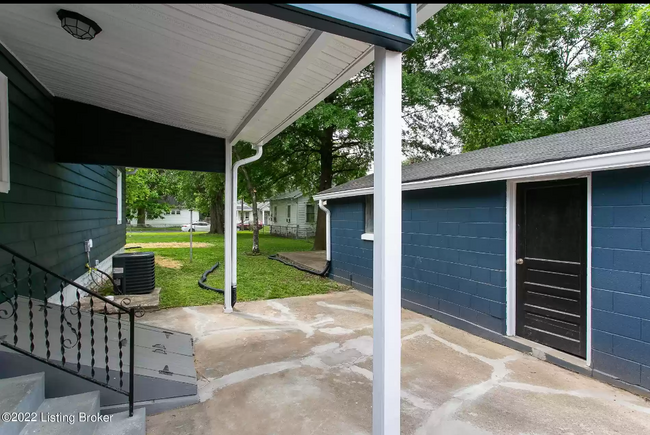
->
125;168;177;226
173;171;225;234
415;3;646;151
563;5;650;129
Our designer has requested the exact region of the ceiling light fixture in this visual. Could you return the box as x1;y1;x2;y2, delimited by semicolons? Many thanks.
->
56;9;102;41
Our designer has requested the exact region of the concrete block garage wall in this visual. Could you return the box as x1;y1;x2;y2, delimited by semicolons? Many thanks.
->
0;46;125;300
328;181;507;333
592;167;650;390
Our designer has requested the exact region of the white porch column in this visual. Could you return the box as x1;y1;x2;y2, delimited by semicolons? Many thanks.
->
224;140;233;313
372;46;402;435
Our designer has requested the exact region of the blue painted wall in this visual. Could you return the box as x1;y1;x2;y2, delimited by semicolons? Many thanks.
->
0;45;126;300
329;181;507;333
592;167;650;390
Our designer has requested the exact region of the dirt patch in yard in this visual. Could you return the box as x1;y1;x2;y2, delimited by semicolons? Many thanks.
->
155;256;182;269
125;242;214;249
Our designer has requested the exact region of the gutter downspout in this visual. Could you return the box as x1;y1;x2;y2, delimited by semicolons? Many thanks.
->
228;144;263;313
318;200;331;262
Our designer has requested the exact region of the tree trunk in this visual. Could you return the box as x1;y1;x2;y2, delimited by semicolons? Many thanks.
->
251;190;260;254
209;199;218;234
137;207;146;227
208;186;225;234
313;123;335;251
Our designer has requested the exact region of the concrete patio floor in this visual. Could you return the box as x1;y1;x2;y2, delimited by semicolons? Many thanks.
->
141;290;650;435
275;250;328;274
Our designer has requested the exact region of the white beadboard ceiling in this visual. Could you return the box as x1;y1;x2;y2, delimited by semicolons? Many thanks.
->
0;4;443;144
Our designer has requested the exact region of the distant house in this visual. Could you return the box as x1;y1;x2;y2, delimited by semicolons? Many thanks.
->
128;197;198;228
129;208;194;228
269;190;317;238
235;200;271;224
130;198;270;228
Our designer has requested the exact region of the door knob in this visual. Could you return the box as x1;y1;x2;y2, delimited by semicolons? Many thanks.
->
516;258;524;265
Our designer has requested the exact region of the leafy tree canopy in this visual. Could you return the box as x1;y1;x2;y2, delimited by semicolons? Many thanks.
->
125;168;177;223
414;3;647;151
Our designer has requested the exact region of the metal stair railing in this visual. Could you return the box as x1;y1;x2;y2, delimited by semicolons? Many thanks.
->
0;243;136;416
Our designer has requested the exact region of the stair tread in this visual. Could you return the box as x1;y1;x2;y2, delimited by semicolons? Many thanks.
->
19;391;99;435
93;408;145;435
0;372;43;414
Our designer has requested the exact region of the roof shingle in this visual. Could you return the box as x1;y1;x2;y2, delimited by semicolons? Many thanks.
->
319;115;650;196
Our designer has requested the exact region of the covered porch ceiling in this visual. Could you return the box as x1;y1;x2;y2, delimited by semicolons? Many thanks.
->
0;4;442;148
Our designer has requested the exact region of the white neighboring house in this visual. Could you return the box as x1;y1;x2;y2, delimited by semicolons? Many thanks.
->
128;196;201;228
129;208;194;228
235;200;271;224
129;199;270;228
269;190;317;238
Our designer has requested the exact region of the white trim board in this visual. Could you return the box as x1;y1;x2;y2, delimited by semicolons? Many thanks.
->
314;147;650;200
505;174;592;367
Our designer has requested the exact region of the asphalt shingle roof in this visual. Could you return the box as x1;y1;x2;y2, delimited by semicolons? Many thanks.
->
319;115;650;196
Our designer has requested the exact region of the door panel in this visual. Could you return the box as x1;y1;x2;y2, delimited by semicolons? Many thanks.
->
516;178;587;358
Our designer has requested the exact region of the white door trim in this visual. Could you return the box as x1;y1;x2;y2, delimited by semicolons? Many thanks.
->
505;173;592;366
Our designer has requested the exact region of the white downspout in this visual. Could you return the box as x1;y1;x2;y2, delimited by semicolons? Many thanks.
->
229;144;264;312
318;200;331;262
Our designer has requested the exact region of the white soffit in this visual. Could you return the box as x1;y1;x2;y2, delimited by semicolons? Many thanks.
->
0;4;444;143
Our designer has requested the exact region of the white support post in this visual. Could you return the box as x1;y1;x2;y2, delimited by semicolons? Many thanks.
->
372;46;402;435
224;140;233;313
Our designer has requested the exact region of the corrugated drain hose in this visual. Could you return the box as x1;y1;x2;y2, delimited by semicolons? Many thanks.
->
198;262;237;306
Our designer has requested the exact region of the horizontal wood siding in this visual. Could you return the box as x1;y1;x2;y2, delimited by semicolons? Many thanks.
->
0;46;125;299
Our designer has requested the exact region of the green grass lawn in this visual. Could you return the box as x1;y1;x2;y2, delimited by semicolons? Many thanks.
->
125;231;346;309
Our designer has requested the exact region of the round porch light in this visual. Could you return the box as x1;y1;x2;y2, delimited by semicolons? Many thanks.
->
56;9;102;41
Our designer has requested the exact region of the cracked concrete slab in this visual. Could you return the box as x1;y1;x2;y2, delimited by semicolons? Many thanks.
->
143;290;650;435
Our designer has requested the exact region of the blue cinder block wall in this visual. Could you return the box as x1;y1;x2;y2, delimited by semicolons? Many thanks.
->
592;167;650;390
328;181;507;333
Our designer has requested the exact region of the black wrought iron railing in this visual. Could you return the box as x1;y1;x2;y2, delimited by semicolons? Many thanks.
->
0;244;136;416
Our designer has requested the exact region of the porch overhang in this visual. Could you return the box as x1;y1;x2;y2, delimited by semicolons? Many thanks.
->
0;4;443;171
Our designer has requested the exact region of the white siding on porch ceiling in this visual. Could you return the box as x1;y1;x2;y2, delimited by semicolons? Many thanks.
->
0;4;372;143
0;4;443;144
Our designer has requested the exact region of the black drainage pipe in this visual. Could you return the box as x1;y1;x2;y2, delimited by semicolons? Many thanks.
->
268;254;331;277
197;262;237;306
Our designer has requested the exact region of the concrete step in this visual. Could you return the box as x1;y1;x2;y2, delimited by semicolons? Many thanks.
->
19;391;99;435
1;325;197;380
0;373;45;435
93;408;145;435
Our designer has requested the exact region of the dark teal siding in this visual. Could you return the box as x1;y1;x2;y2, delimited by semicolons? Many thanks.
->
592;167;650;390
328;181;507;333
0;46;125;298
